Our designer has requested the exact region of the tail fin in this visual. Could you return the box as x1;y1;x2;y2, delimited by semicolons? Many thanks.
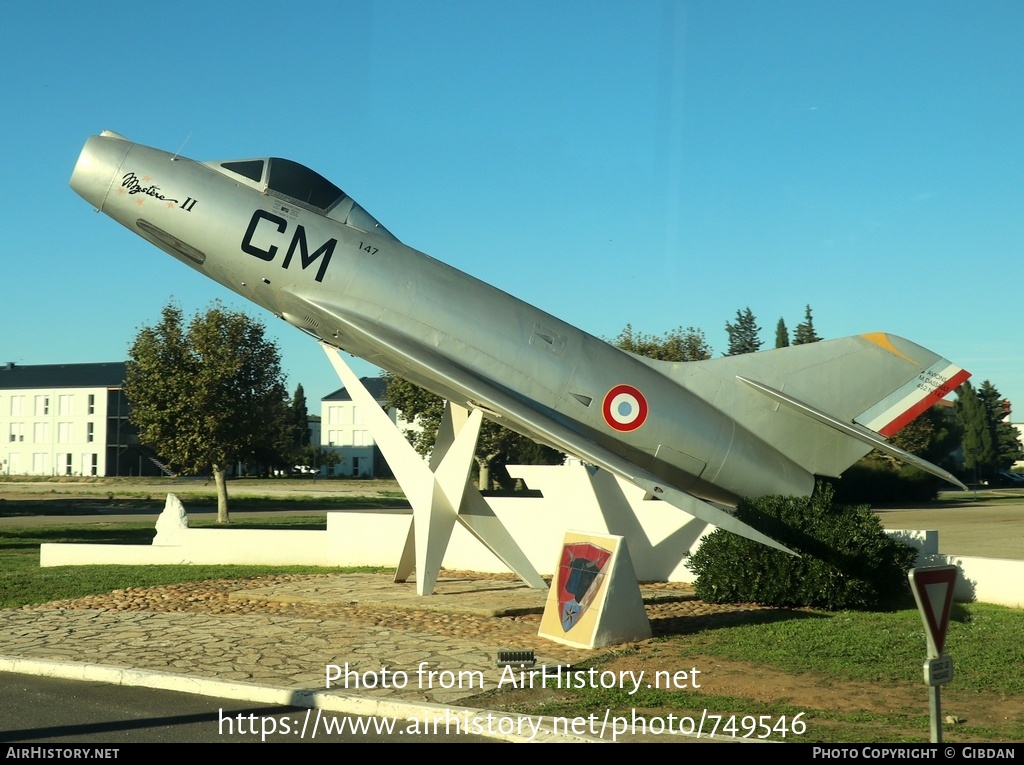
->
640;333;969;486
851;333;969;437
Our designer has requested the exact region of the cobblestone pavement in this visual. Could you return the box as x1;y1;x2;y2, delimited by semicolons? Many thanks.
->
0;572;774;709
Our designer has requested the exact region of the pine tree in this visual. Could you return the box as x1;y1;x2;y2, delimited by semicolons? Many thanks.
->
289;384;311;449
724;308;762;356
957;381;996;480
775;318;790;348
976;381;1024;470
793;305;821;345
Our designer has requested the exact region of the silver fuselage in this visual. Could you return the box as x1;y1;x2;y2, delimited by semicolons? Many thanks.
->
70;133;816;504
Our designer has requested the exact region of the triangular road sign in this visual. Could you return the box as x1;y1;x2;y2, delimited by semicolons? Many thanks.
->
909;565;958;658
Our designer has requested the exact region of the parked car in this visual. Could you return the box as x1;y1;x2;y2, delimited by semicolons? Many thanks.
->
991;471;1024;486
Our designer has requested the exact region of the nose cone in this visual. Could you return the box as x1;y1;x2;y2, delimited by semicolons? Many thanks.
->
70;133;132;210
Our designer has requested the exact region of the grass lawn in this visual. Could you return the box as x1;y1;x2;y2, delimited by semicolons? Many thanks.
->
478;603;1024;742
0;515;379;609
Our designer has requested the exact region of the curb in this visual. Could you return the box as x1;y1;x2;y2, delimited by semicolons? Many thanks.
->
0;656;597;743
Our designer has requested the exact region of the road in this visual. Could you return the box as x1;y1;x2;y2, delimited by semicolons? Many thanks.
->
0;673;494;743
877;491;1024;560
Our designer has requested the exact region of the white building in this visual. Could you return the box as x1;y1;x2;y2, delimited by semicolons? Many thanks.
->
321;377;409;478
0;362;161;477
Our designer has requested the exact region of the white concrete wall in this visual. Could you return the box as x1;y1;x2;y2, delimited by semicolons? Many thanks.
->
41;463;712;579
41;494;333;566
41;529;332;566
39;463;1024;608
919;553;1023;609
412;463;713;581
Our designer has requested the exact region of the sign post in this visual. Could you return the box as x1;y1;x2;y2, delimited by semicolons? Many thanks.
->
908;565;958;743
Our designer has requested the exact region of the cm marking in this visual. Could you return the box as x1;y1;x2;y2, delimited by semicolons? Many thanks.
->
241;209;336;283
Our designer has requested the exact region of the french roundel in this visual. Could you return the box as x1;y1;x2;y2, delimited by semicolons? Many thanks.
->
602;384;649;432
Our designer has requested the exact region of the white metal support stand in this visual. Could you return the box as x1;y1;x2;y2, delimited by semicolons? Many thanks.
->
321;343;546;595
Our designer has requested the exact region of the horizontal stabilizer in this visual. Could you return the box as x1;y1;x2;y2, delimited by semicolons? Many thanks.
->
644;333;969;483
737;376;967;490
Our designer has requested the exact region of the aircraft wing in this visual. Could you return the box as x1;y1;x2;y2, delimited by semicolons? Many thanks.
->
281;290;796;555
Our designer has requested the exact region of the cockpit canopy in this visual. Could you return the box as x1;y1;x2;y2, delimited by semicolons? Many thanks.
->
208;157;397;241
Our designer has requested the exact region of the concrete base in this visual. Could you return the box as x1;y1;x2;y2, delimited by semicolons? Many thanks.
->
320;345;544;595
539;532;652;649
40;462;713;578
38;465;1024;608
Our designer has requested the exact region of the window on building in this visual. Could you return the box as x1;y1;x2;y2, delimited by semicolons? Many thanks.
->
10;396;24;416
351;456;360;476
58;423;72;443
353;405;363;425
59;395;73;416
88;395;95;415
86;422;94;443
64;453;73;476
32;453;47;475
35;396;49;416
34;422;50;443
328;406;343;425
9;423;24;442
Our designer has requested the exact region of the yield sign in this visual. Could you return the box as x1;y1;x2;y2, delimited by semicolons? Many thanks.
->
909;565;958;658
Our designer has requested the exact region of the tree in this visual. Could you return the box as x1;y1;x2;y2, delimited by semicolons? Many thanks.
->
298;443;342;477
974;381;1023;472
841;402;965;503
775;317;790;348
793;304;821;345
613;324;712;361
125;302;289;523
317;445;344;475
383;374;562;491
383;374;443;459
246;417;290;476
869;404;962;470
957;381;996;481
290;384;311;447
280;383;311;468
724;308;761;356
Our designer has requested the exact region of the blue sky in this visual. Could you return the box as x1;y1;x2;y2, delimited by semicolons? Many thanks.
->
3;1;1022;416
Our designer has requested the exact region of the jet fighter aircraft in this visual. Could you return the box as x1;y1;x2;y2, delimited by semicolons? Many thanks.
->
70;132;969;556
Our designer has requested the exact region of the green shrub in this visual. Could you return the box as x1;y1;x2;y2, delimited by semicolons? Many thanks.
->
689;483;918;610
